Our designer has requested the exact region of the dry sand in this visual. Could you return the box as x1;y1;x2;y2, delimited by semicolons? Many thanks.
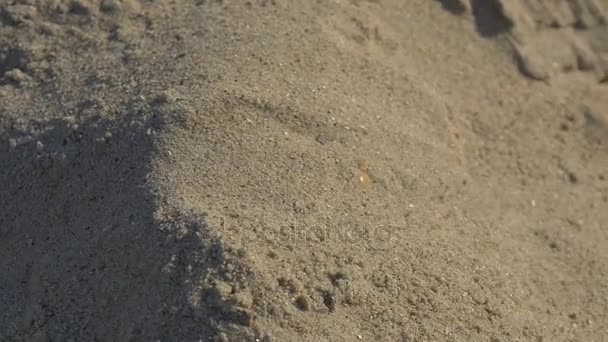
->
1;0;607;341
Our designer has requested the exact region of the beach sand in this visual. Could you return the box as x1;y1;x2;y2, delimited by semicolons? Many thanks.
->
1;0;607;340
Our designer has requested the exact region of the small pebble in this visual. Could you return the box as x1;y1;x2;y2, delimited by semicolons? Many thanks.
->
233;291;253;309
215;332;229;342
63;116;77;125
214;281;233;299
36;141;44;153
4;68;28;85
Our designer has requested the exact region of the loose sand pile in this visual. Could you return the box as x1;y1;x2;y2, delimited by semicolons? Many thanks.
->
1;0;607;341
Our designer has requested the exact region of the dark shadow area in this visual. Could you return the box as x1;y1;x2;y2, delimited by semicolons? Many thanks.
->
0;46;27;77
0;109;252;340
434;0;513;37
470;0;513;37
435;0;467;15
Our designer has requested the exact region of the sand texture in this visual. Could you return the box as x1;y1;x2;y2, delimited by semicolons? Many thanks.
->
1;0;607;341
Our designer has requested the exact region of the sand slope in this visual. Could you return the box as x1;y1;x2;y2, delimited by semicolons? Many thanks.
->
1;0;607;341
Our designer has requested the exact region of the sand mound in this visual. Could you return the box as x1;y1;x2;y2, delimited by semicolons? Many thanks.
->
0;110;250;340
1;0;607;341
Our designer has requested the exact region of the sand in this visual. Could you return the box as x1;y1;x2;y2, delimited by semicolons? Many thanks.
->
0;0;607;341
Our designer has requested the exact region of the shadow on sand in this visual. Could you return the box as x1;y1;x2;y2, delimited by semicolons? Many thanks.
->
435;0;513;37
0;108;252;340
